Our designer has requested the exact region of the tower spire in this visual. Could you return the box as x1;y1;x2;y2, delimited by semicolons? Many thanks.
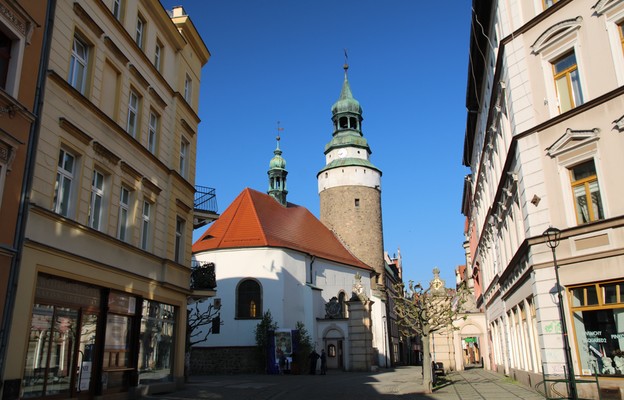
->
268;121;288;206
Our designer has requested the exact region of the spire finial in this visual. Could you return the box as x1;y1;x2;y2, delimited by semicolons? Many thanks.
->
343;48;349;76
276;121;284;147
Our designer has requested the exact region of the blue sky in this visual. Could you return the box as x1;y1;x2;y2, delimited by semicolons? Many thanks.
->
163;1;473;287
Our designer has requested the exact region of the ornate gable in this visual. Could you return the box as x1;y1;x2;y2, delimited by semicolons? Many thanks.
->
546;128;600;157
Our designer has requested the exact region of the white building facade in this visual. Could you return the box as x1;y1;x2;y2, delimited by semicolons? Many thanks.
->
463;0;624;397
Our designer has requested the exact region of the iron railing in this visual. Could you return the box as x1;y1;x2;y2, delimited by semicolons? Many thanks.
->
190;261;216;291
194;185;218;214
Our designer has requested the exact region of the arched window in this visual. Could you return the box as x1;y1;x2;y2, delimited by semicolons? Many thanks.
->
338;291;347;318
237;279;262;318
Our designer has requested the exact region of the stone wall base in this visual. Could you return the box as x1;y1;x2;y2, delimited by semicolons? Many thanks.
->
191;346;261;374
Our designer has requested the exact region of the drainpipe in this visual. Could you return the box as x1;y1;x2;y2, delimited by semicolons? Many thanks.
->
309;255;316;285
0;0;56;384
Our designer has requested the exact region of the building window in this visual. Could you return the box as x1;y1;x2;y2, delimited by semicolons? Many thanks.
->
184;74;192;102
112;0;122;20
118;186;130;241
570;160;604;224
543;0;559;9
174;217;184;263
53;149;76;217
619;22;624;55
179;138;188;178
140;200;151;250
69;35;89;94
236;279;261;319
103;292;137;388
552;51;583;113
88;170;105;230
127;90;139;137
570;281;624;376
354;198;360;207
154;40;162;72
148;111;158;154
0;30;11;89
136;15;145;50
138;300;176;383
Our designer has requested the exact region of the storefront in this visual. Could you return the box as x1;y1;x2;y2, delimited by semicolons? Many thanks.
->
571;280;624;377
20;274;178;398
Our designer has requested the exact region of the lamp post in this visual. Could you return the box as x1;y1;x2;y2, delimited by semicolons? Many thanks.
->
543;226;577;399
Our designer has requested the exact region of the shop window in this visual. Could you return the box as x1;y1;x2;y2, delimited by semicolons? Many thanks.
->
103;292;137;390
138;300;175;383
237;279;262;319
571;281;624;376
569;160;604;224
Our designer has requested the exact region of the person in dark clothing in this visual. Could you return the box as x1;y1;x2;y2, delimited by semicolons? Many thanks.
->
309;349;320;375
320;349;327;375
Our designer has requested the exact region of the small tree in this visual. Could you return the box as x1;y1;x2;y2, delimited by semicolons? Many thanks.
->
254;310;278;373
293;321;312;373
392;276;470;393
185;300;222;381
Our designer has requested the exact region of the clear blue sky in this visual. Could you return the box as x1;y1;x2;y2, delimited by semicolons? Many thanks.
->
162;1;472;287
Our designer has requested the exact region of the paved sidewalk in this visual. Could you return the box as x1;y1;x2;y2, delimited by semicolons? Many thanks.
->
144;367;546;399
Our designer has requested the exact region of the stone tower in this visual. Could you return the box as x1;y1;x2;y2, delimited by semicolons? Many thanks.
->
317;63;385;287
268;133;288;205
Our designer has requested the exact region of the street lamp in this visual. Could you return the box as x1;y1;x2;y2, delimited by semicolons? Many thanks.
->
543;226;577;399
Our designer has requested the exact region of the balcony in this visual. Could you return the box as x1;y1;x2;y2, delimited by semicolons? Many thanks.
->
189;260;216;302
194;185;219;229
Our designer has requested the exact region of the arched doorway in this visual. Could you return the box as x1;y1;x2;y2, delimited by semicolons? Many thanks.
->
323;328;344;370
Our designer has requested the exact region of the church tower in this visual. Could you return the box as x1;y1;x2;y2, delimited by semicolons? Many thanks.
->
318;63;385;287
268;132;288;206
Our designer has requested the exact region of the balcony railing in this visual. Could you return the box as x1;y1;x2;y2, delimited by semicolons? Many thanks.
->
194;185;219;229
191;261;216;291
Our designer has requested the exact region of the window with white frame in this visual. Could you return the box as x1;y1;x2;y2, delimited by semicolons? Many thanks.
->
140;200;151;250
154;40;162;72
174;216;184;263
0;9;28;96
552;51;584;113
148;111;158;154
184;74;192;102
118;186;130;241
179;138;189;178
112;0;122;20
136;15;145;50
53;149;76;217
88;169;105;230
543;0;559;9
569;160;604;224
126;90;139;137
69;35;89;94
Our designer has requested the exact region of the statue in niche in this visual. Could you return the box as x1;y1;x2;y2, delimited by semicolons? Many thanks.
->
325;297;341;319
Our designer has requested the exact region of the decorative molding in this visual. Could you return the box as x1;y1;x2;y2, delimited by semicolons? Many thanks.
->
180;118;196;136
141;177;162;195
129;64;149;89
175;198;192;214
120;161;142;181
148;87;167;109
531;17;583;54
73;2;104;38
614;114;624;131
546;128;600;157
59;118;93;145
93;141;120;165
103;36;129;65
593;0;624;15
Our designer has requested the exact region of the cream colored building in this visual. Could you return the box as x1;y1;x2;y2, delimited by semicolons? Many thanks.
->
2;1;213;398
463;0;624;398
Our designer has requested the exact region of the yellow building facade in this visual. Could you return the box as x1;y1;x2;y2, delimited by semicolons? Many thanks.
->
1;1;210;398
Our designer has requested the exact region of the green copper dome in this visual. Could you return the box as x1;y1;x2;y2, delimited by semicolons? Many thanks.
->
331;65;362;116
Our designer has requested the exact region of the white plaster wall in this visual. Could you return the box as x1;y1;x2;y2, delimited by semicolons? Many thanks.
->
318;166;381;193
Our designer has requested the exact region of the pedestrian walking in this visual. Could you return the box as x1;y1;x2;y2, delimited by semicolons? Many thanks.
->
309;349;320;375
320;349;327;375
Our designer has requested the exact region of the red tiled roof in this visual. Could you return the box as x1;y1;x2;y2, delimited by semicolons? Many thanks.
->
192;188;372;271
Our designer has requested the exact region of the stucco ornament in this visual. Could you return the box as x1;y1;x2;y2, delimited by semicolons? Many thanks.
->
350;273;368;301
325;297;341;318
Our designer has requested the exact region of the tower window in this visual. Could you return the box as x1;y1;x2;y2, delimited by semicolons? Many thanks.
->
355;198;360;207
339;117;348;129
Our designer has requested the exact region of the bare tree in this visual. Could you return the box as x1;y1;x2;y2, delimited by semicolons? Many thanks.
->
392;279;470;393
185;300;222;380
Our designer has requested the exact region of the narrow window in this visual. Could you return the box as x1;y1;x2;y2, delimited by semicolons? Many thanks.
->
552;51;583;113
140;200;151;250
154;40;162;72
112;0;122;20
136;15;145;49
184;74;192;102
53;149;76;217
88;170;105;230
118;186;130;241
0;31;11;89
127;90;139;137
174;217;184;263
355;198;360;207
69;35;88;94
148;111;158;154
570;160;604;224
179;138;188;178
543;0;558;9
